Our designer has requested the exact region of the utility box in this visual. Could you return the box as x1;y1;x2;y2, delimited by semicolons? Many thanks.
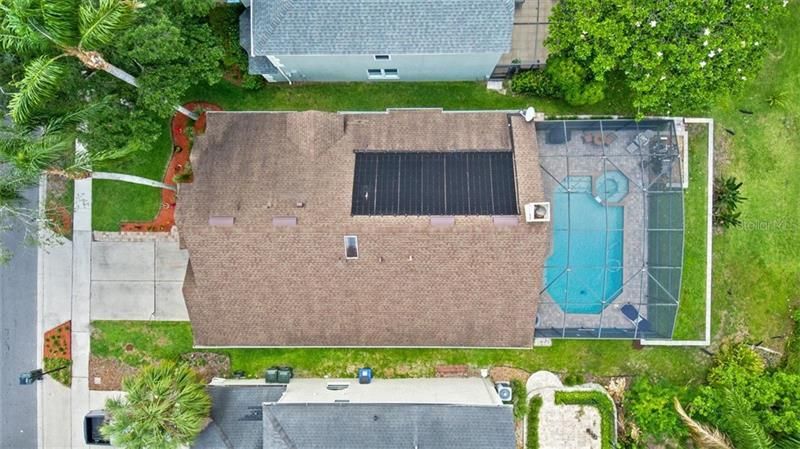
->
358;367;373;384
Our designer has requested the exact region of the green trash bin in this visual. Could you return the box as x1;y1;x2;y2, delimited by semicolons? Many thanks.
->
265;367;278;383
277;367;293;384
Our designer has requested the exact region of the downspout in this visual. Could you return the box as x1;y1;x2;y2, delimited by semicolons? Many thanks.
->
267;55;293;85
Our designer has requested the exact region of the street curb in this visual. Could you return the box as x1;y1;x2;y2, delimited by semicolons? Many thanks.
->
36;174;47;449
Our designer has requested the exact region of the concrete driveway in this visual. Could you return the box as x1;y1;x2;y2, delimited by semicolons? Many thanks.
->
90;240;189;321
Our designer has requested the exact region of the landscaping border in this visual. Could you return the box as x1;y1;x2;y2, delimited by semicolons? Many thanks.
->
554;390;617;449
526;395;543;449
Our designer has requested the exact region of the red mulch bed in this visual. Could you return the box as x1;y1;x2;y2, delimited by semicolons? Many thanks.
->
44;321;71;359
46;203;73;237
120;101;222;232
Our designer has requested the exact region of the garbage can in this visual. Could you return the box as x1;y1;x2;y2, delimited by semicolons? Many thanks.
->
265;367;279;383
84;410;111;445
276;367;293;384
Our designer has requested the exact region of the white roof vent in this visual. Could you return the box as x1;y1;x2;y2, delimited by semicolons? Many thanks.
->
524;202;550;223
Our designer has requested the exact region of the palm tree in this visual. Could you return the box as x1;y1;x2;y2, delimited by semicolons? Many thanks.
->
101;362;211;449
674;397;800;449
0;112;174;189
0;0;197;123
0;175;61;264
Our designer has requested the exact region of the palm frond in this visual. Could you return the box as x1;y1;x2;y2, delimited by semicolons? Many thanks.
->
718;389;773;449
39;0;81;47
674;398;735;449
9;56;66;124
0;1;52;54
77;0;134;50
773;434;800;449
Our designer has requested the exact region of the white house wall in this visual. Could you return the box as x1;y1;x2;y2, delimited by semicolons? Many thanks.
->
267;53;503;82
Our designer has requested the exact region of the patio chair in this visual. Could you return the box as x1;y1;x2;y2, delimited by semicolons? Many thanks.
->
582;131;594;144
620;304;652;332
626;141;640;154
604;132;618;145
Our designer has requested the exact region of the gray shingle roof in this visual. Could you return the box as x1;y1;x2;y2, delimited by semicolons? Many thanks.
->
261;403;516;449
250;0;514;55
194;386;287;449
239;10;279;75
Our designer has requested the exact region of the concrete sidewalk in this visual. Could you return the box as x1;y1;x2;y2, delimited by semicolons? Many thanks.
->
39;160;190;447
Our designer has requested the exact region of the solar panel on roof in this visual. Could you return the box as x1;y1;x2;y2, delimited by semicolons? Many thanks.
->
352;151;518;216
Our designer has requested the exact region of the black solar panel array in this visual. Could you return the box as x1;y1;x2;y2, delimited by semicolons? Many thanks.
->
351;151;518;216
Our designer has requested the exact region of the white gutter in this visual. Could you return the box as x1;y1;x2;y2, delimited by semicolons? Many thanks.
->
641;117;714;347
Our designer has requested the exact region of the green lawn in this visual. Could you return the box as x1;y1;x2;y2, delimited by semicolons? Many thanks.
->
91;123;172;231
91;321;708;383
672;130;709;340
183;79;633;116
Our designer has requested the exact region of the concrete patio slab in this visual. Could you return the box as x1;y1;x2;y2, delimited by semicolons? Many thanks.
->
91;242;154;281
155;282;189;321
90;281;154;321
155;241;188;282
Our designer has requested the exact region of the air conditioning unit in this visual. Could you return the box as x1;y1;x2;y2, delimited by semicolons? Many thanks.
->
524;202;550;223
495;381;513;403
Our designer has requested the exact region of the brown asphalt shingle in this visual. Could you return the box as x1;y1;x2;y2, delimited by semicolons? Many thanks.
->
177;110;549;347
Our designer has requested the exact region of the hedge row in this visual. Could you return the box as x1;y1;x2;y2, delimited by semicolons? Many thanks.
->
554;391;616;449
526;395;543;449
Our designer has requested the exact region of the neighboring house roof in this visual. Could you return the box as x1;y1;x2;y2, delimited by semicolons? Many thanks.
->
262;403;516;449
194;385;287;449
177;109;549;348
238;9;278;75
249;0;515;55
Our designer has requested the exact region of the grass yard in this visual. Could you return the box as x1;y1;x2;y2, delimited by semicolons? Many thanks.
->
183;79;634;116
672;130;709;340
91;123;172;231
91;320;708;383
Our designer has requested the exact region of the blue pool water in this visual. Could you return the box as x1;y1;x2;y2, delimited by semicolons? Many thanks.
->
544;191;624;314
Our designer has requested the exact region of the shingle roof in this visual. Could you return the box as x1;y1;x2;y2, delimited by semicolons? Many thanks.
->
239;10;279;75
194;386;287;449
250;0;515;55
177;110;549;348
262;403;516;449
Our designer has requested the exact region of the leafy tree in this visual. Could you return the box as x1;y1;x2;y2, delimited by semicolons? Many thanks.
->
690;344;800;444
106;0;224;117
626;378;689;442
546;0;789;114
101;362;211;449
713;176;746;228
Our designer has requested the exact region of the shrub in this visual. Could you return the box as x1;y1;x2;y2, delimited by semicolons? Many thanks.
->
713;176;746;228
563;372;584;386
555;391;616;449
527;395;543;449
510;70;558;97
626;378;688;441
173;163;193;184
545;57;606;106
511;379;529;419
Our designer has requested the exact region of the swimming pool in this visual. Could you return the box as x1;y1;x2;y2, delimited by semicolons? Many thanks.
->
544;190;624;314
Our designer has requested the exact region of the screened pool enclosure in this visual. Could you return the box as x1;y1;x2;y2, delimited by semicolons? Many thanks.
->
534;119;684;339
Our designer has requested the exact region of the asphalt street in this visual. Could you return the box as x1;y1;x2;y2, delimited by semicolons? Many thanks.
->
0;185;39;449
